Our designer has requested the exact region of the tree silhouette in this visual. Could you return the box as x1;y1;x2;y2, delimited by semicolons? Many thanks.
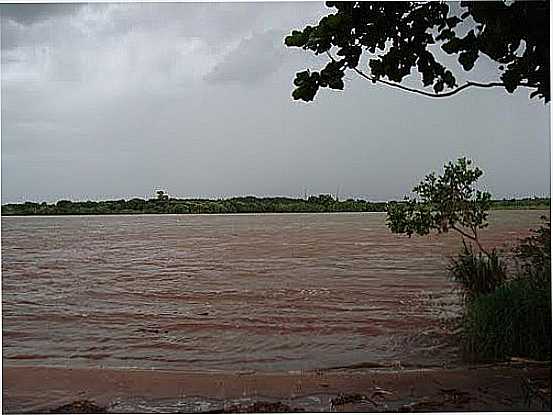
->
285;1;549;102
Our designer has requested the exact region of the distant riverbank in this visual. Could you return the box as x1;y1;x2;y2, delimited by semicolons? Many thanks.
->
1;195;549;216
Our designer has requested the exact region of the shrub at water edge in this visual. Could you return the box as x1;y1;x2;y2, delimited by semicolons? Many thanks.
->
462;220;551;361
462;275;551;361
448;240;507;303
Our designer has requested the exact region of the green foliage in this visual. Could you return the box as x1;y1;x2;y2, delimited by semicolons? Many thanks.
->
448;241;506;302
386;158;491;253
514;217;551;282
156;190;169;201
490;197;551;210
1;195;388;215
461;218;551;361
307;194;336;206
462;277;551;361
285;1;549;102
2;194;547;216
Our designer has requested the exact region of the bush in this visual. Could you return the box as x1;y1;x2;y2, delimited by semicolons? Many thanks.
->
448;240;507;302
462;219;551;361
514;217;551;288
462;276;551;361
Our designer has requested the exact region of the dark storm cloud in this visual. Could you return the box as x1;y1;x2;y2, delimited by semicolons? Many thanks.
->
0;3;82;26
1;2;550;203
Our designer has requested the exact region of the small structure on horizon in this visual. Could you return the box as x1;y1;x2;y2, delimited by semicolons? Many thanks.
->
155;190;169;201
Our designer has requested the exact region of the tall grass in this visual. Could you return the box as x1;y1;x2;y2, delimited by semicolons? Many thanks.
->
462;276;551;361
458;219;551;361
448;240;506;302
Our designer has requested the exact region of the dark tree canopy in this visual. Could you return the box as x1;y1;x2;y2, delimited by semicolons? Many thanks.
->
285;1;549;102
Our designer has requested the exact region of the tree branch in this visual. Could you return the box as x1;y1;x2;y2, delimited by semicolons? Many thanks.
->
451;224;490;257
451;224;477;241
352;67;533;99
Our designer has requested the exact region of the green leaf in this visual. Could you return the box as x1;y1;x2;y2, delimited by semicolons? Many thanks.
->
328;77;344;90
434;79;445;93
458;50;478;71
443;70;456;87
446;16;462;28
442;37;463;54
284;29;309;47
436;28;455;41
293;70;311;86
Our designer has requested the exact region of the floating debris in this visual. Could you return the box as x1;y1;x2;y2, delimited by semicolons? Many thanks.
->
399;389;471;412
49;400;107;413
207;401;301;413
330;393;376;408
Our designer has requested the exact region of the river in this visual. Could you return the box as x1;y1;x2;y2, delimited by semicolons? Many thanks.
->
2;211;546;372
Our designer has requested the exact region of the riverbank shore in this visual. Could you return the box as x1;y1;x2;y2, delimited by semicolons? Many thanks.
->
3;362;550;413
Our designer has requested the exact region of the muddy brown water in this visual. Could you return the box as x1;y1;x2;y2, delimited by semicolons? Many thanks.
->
2;211;547;373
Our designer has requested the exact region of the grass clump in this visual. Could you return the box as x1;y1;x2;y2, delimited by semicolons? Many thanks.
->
448;241;506;302
453;218;551;362
462;275;551;361
514;216;551;288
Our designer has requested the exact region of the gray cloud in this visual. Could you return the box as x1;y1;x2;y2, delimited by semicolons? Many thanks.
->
1;2;550;204
204;30;286;84
0;3;82;26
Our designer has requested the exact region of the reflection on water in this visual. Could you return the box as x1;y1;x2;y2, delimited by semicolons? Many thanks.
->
2;211;546;371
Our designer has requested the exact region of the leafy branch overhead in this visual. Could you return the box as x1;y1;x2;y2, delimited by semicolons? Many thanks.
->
386;158;492;254
285;1;549;102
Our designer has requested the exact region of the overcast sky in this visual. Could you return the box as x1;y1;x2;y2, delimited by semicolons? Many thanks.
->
1;2;550;203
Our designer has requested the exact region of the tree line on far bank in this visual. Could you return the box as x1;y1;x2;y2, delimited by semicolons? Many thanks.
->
1;195;549;216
